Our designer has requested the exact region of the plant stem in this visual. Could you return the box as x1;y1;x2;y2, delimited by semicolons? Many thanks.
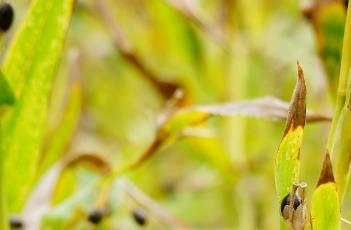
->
327;0;351;151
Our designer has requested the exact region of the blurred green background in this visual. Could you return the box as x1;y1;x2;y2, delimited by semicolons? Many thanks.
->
1;0;350;229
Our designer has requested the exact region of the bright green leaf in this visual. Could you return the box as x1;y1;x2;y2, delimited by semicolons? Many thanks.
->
1;0;75;212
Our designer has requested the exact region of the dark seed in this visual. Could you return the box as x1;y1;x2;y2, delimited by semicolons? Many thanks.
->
87;208;107;225
280;193;302;214
9;215;23;229
132;208;147;226
0;3;14;32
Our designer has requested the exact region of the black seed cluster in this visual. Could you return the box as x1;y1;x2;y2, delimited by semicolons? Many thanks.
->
0;2;14;32
280;193;302;214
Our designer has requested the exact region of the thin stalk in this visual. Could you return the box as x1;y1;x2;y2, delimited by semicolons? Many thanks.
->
326;0;351;201
327;0;351;151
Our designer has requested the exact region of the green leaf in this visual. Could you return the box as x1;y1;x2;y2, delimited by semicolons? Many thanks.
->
311;153;340;230
0;71;14;106
1;0;75;212
274;64;306;228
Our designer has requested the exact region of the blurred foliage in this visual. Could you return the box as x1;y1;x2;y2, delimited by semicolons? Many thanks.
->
1;0;351;229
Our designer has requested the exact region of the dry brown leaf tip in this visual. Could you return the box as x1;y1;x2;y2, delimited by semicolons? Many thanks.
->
283;63;307;136
317;152;335;186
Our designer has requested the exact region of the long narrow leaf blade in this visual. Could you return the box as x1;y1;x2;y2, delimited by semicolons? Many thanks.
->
1;0;75;212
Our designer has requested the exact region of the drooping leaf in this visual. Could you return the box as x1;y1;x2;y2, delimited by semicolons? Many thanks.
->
274;64;306;227
311;153;340;230
162;96;327;135
1;0;75;212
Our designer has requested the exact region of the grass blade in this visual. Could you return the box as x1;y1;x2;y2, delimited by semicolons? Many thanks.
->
1;0;75;212
274;64;306;228
311;153;340;230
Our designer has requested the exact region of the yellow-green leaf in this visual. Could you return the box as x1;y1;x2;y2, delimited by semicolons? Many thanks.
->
275;64;306;226
311;153;340;230
1;0;75;212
